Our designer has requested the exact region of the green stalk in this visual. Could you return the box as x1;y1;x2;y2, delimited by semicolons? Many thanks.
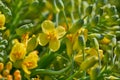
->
66;70;79;80
56;13;59;27
97;49;101;68
10;1;22;33
31;62;71;76
82;46;86;78
62;10;69;30
78;0;81;18
70;0;74;23
71;13;74;24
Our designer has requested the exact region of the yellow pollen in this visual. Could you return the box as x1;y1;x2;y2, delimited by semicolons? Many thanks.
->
26;62;33;68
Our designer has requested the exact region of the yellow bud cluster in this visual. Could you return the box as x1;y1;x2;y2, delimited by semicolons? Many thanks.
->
0;12;6;30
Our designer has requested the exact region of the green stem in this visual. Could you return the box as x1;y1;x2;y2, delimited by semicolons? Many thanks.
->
70;51;75;76
62;10;69;30
31;62;71;76
78;0;81;18
82;49;85;61
10;1;22;33
56;13;59;27
70;0;74;23
66;70;79;80
82;47;86;78
97;49;101;68
71;13;74;24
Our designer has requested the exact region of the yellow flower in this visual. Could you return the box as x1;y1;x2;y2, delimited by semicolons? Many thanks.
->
100;37;111;44
85;48;103;60
22;51;39;74
0;12;6;30
38;20;66;52
10;41;26;62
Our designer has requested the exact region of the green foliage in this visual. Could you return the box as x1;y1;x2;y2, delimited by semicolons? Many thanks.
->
0;0;120;79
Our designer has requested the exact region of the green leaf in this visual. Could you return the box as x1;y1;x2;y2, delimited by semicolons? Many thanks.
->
16;23;34;36
0;0;12;16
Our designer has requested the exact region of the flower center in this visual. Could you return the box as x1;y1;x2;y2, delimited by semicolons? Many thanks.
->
13;52;23;60
47;32;57;40
25;62;34;68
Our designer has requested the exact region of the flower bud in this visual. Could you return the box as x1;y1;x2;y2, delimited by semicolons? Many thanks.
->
27;35;38;52
0;62;4;72
89;33;104;40
96;8;103;16
7;75;13;80
80;56;98;71
110;15;119;22
3;69;10;77
91;38;99;50
69;19;84;33
90;67;100;80
108;6;117;16
85;5;93;16
78;35;86;49
0;13;5;29
90;15;100;27
14;70;21;80
6;61;12;71
56;0;64;11
0;74;3;79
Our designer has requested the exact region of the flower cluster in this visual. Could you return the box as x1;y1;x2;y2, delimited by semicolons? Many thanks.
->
0;0;120;79
10;39;39;75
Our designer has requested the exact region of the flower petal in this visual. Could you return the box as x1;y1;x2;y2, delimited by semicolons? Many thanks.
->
10;42;26;62
41;20;55;34
49;39;60;52
0;14;5;27
56;26;66;39
22;64;31;74
38;33;49;46
22;51;39;74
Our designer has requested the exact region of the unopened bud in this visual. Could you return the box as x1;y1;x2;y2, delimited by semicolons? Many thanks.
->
108;6;117;16
56;0;64;11
78;35;86;49
90;15;100;27
69;19;84;33
3;69;10;77
91;38;99;50
0;62;4;72
6;61;12;71
7;75;13;80
14;70;21;80
85;5;93;16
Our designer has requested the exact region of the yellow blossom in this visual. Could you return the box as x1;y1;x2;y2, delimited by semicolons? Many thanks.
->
85;48;103;60
38;20;66;52
0;12;6;30
10;41;26;62
99;37;111;44
22;51;39;74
